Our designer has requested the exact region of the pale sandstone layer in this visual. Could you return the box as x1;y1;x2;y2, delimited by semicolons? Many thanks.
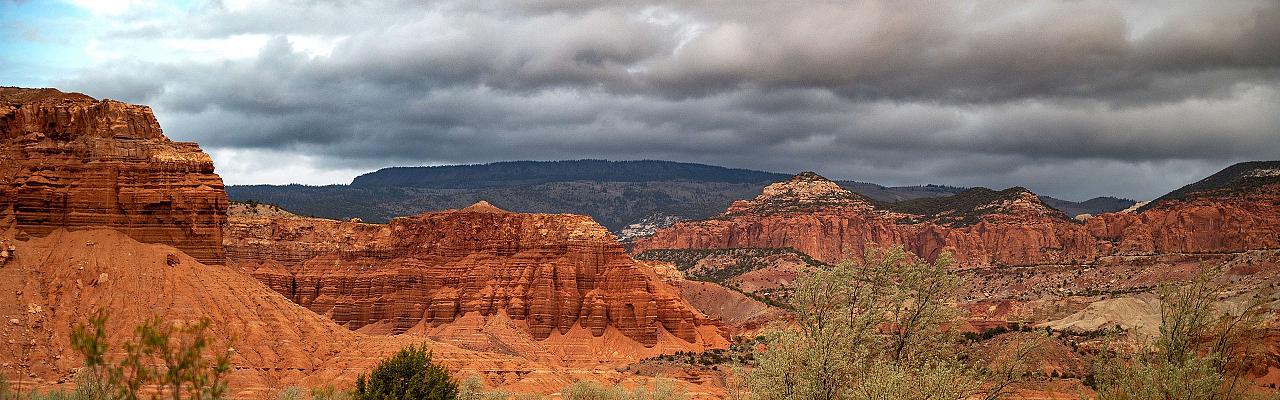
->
0;87;227;264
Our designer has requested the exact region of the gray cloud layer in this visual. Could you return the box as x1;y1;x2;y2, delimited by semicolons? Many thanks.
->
55;0;1280;200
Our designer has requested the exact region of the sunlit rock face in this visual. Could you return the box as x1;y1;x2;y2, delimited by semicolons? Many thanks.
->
0;87;228;264
226;201;728;349
634;171;1280;267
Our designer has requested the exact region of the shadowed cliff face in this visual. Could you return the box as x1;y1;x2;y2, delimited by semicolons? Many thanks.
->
634;171;1280;268
225;202;728;351
0;87;228;264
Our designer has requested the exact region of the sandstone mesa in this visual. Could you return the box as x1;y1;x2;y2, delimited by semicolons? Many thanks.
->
0;87;228;264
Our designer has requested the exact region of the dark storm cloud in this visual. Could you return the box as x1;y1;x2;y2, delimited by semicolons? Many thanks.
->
56;0;1280;200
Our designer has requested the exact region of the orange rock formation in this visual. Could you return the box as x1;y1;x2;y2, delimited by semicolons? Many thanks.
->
225;201;729;361
634;172;1280;268
1;229;733;398
0;86;727;396
0;88;228;264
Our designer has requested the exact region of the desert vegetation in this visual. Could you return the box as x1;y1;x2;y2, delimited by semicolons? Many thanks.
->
559;378;688;400
273;387;351;400
0;318;465;400
353;344;456;400
0;311;231;400
746;246;1012;399
739;246;1279;399
1090;270;1279;399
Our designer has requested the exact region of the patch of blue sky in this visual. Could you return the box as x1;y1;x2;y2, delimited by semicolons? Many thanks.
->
1;0;202;87
1;1;94;87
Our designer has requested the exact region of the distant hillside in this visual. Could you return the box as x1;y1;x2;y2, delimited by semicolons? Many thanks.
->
228;181;767;230
230;160;970;230
1138;161;1280;212
227;160;1120;231
352;160;789;188
837;182;966;202
882;187;1070;226
1041;196;1136;217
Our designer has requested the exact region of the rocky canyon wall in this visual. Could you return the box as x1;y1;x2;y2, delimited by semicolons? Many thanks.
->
0;88;228;264
633;172;1280;268
225;201;727;350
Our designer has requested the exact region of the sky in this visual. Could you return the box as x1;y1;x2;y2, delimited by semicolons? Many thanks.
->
2;0;1278;201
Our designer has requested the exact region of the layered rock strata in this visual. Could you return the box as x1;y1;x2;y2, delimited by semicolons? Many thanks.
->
634;171;1280;268
0;87;227;264
226;201;726;349
3;228;710;398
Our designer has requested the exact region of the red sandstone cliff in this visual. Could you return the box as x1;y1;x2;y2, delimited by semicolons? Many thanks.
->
4;228;717;398
0;87;228;264
226;201;728;354
1085;185;1280;255
633;171;1280;268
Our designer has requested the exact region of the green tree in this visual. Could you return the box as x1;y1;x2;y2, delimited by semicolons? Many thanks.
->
355;344;457;400
1093;269;1278;400
748;245;979;400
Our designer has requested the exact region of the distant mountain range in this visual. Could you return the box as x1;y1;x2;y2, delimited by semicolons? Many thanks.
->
227;159;1135;230
1039;196;1137;217
1136;160;1280;212
350;160;784;187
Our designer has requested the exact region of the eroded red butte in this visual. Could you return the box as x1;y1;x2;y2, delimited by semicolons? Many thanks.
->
225;201;725;348
0;87;228;264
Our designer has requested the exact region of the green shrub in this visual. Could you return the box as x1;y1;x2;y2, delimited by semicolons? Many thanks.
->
457;376;484;400
560;381;624;400
480;390;512;400
68;310;232;400
635;378;688;400
275;386;352;400
277;387;306;400
746;246;1030;400
308;386;353;400
355;344;457;400
559;378;687;400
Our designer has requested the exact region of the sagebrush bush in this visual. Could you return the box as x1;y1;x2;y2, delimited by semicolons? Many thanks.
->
355;344;457;400
1092;270;1279;400
559;378;687;400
